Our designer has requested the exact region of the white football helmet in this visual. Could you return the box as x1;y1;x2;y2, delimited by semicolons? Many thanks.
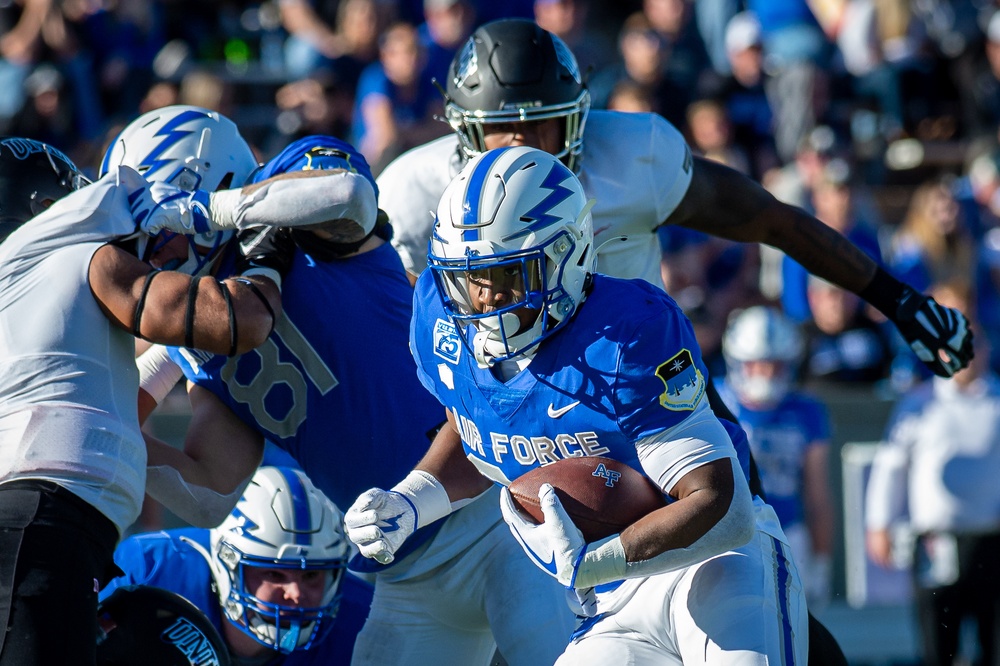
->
209;466;348;654
723;306;804;408
428;146;595;366
101;105;258;275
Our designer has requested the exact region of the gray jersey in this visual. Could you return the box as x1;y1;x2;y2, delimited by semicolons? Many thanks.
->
0;170;147;535
378;110;694;286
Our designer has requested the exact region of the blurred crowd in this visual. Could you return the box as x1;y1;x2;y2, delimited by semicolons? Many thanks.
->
8;0;1000;394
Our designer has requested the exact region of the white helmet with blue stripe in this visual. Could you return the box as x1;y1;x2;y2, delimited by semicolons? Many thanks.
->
209;466;348;654
101;105;258;275
428;146;595;366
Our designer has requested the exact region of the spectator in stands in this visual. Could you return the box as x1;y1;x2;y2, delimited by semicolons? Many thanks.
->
279;0;365;79
708;10;779;181
686;97;751;176
588;12;689;126
534;0;614;76
866;280;1000;666
720;306;836;609
802;274;893;386
642;0;714;99
0;0;52;132
605;79;656;113
967;10;1000;141
887;176;975;293
351;21;445;172
419;0;475;84
658;224;763;379
747;0;833;163
693;0;741;76
781;157;884;322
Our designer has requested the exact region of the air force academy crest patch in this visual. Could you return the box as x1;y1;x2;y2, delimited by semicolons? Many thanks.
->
655;349;705;411
433;318;462;364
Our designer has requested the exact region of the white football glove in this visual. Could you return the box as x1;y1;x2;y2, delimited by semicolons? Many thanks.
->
500;483;587;588
344;489;417;565
127;177;215;236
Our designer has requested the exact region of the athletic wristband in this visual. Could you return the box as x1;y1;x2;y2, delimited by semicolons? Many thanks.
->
239;266;282;291
858;266;909;319
574;535;628;589
390;470;453;529
136;345;184;404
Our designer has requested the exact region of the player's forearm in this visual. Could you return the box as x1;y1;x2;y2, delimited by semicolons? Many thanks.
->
575;458;755;588
676;158;877;293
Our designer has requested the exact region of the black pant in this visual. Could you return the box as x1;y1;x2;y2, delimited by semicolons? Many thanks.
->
913;532;1000;666
0;480;119;665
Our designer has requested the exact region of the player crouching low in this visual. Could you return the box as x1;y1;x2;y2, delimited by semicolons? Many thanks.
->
346;146;807;664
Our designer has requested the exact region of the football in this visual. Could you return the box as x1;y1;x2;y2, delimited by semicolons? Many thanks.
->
507;456;667;542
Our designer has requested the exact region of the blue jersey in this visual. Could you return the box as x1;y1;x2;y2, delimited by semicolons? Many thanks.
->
101;529;374;665
411;272;750;487
719;382;830;528
170;242;444;512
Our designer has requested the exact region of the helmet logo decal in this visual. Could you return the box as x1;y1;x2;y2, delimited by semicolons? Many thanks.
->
228;506;274;546
655;349;705;411
505;162;573;241
453;38;478;89
140;109;213;180
160;617;224;666
551;35;582;84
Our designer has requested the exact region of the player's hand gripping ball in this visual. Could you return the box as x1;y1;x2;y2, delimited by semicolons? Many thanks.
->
506;456;666;542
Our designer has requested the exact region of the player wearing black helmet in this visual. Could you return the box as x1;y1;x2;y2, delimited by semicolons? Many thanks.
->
368;16;973;666
97;585;230;666
0;137;87;242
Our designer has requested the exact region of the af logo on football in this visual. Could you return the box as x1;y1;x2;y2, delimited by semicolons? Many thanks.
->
655;348;705;411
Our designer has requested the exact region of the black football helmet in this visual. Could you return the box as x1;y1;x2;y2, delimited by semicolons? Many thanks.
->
444;18;591;172
97;585;231;666
0;136;87;242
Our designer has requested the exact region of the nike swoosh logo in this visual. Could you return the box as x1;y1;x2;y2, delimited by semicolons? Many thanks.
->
547;401;581;419
380;513;404;533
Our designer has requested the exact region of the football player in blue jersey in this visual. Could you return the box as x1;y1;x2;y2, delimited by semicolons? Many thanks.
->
132;130;579;665
720;306;836;608
347;146;809;664
101;466;373;665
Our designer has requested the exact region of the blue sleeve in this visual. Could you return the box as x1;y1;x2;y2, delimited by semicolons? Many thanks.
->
612;293;715;442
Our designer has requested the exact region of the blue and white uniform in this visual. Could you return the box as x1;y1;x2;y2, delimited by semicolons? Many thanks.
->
412;272;808;664
170;231;575;665
719;383;830;530
101;529;374;665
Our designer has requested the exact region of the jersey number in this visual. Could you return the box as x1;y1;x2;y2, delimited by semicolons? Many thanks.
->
220;315;338;437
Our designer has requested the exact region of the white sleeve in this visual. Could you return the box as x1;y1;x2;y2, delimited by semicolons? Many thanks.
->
649;114;694;226
635;399;735;494
209;170;377;233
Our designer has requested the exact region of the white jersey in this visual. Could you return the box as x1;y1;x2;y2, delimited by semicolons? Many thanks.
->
379;110;694;286
0;170;149;535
